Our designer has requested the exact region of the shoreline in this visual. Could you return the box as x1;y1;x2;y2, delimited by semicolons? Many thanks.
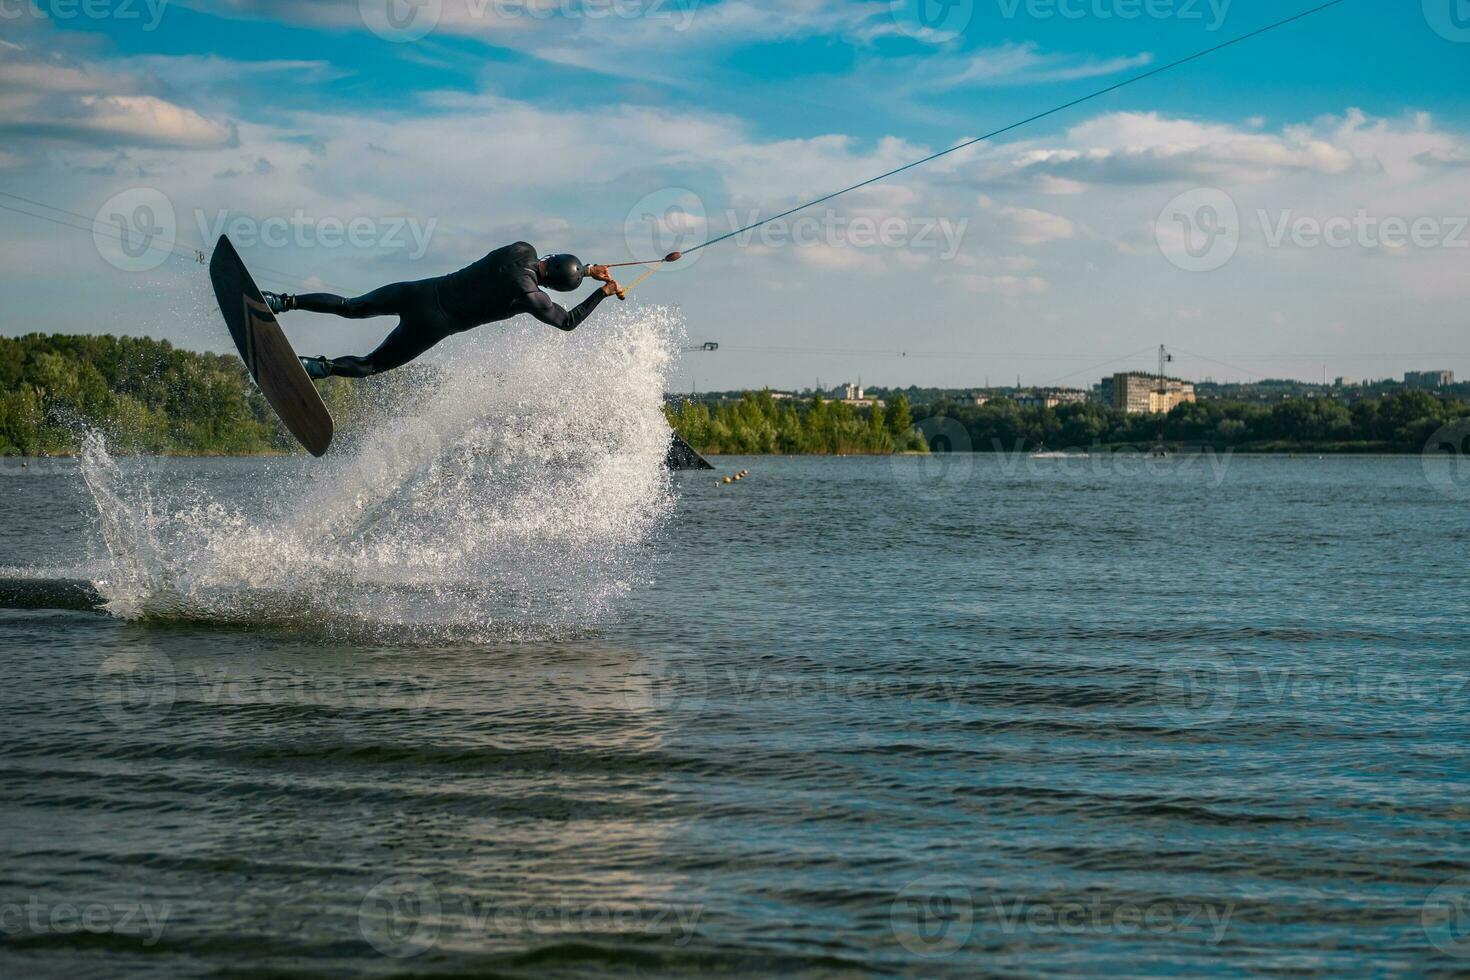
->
0;447;1437;462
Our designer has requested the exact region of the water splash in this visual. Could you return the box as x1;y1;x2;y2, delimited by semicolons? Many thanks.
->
77;307;682;640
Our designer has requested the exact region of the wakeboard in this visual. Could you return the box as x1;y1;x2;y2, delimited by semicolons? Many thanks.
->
209;235;334;457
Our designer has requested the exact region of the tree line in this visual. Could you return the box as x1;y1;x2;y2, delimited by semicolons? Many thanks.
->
666;390;928;455
2;334;1466;456
0;333;366;455
670;389;1470;455
910;391;1470;453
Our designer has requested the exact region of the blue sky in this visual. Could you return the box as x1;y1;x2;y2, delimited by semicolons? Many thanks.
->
2;0;1467;391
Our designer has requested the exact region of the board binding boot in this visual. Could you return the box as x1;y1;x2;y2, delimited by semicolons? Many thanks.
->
261;291;295;315
299;355;333;381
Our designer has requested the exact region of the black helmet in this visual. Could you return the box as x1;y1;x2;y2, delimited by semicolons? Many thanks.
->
540;253;586;292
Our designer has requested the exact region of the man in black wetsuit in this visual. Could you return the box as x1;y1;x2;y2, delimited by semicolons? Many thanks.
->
260;243;623;380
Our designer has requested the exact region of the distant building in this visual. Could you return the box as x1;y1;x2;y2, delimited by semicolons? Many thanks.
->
1405;370;1455;389
1107;372;1197;415
1015;389;1089;410
833;382;884;408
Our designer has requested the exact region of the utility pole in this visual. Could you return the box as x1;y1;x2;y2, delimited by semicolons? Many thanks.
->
1156;344;1175;454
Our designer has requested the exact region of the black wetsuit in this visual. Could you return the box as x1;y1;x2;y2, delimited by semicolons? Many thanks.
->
297;242;608;378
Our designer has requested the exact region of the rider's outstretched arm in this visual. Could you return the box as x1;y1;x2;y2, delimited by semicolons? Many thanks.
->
522;285;613;332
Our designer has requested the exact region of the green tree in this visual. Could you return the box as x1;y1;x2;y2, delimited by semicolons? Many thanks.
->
886;393;912;441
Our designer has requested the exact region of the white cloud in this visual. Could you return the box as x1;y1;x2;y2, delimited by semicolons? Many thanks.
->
993;112;1356;188
1415;148;1470;169
0;42;235;153
921;43;1152;90
995;204;1076;246
950;273;1048;296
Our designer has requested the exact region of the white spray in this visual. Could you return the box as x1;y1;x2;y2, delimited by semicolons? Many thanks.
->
77;307;682;641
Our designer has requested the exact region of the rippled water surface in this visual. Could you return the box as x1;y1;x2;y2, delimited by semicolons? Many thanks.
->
3;453;1469;978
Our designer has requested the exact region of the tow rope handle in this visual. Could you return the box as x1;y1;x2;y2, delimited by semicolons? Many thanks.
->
596;252;683;300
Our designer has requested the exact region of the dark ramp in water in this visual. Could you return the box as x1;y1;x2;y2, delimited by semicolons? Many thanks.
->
666;433;713;470
0;578;106;612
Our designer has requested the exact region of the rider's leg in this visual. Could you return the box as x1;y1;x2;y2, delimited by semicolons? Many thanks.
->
293;281;418;320
315;319;451;378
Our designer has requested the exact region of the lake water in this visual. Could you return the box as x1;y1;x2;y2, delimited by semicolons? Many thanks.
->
3;451;1469;978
